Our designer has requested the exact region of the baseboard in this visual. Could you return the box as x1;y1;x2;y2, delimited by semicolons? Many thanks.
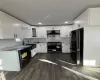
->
62;52;70;54
37;52;47;54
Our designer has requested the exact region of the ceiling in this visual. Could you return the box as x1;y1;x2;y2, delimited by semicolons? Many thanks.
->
0;0;100;26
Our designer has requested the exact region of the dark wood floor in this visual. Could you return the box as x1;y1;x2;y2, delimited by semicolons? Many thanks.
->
3;53;100;80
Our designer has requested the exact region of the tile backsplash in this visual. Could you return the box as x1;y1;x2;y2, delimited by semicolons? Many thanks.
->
23;38;46;44
23;36;70;45
47;35;61;42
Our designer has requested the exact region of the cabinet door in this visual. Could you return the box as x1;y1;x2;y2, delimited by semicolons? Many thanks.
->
62;43;70;53
0;11;34;39
0;11;23;39
37;43;47;53
37;27;47;38
22;26;32;38
1;26;14;39
41;43;47;53
37;44;42;53
13;26;23;38
61;26;72;37
32;28;36;37
0;13;14;39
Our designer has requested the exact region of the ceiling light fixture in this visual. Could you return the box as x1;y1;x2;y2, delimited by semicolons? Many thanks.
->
38;22;42;25
65;21;68;24
13;23;21;27
75;21;81;24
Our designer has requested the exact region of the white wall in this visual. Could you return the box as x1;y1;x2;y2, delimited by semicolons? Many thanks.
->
84;27;100;67
0;39;22;49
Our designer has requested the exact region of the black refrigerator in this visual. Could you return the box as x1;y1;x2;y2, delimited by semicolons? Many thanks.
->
70;28;84;65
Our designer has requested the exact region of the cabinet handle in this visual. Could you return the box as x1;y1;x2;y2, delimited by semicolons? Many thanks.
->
14;34;16;37
16;34;17;37
14;34;18;38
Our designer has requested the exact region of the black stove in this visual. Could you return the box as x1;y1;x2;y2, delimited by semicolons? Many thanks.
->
47;42;62;53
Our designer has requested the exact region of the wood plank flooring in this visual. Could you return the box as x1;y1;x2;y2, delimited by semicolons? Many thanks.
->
2;53;100;80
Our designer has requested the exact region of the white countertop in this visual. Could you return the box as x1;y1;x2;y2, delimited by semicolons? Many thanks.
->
0;45;32;51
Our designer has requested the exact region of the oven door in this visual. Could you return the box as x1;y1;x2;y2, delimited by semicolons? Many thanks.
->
47;42;62;53
18;48;31;68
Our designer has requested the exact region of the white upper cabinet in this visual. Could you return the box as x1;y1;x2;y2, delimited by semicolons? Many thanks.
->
0;11;16;39
41;43;47;53
73;8;100;30
22;25;37;38
37;27;47;38
13;24;23;38
89;8;100;26
46;26;72;37
31;26;37;37
22;24;32;38
46;26;61;30
0;11;33;39
60;26;72;37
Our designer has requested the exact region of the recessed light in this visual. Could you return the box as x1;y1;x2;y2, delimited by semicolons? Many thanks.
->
75;21;81;24
65;21;68;24
38;22;42;25
13;23;21;27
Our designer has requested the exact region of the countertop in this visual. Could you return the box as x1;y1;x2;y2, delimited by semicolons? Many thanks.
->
0;44;36;51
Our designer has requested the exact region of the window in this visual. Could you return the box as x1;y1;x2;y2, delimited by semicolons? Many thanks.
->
32;28;36;37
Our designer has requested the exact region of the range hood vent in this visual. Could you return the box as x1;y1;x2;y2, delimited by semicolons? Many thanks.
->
47;30;60;35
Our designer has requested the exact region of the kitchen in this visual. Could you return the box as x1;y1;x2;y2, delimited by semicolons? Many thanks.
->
0;0;100;80
0;13;72;70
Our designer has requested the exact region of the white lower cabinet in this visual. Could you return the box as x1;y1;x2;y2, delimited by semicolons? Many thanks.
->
31;48;37;57
41;43;47;53
62;43;70;53
37;43;42;53
37;43;47;53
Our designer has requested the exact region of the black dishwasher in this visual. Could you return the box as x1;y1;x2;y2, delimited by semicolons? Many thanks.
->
18;47;31;69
